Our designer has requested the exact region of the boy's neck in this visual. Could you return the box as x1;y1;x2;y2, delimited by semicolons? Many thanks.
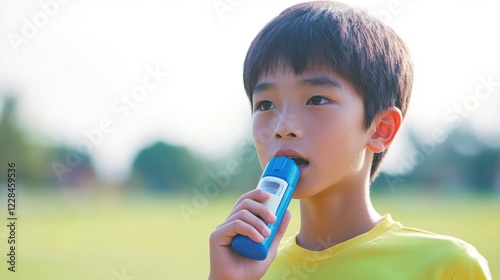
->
297;181;382;251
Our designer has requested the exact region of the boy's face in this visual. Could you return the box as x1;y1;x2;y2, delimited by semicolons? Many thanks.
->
252;69;374;198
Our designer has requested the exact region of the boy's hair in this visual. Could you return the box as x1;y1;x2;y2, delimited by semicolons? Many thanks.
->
243;1;414;181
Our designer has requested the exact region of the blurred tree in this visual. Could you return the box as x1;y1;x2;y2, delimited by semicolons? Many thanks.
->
0;95;33;184
400;127;500;193
131;141;204;192
469;150;498;192
0;94;97;187
0;95;27;162
50;146;96;187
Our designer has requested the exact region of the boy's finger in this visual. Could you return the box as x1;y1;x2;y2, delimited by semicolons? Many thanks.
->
229;198;276;225
212;219;265;246
233;189;271;208
222;209;272;239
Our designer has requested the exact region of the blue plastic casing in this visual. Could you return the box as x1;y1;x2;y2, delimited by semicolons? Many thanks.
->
231;156;300;260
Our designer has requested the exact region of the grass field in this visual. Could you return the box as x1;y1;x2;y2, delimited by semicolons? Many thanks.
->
0;191;498;279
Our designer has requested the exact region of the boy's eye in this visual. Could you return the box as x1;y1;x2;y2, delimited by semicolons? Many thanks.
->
255;101;276;111
307;96;330;105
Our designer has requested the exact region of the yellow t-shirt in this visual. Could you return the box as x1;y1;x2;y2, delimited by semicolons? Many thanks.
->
263;214;491;280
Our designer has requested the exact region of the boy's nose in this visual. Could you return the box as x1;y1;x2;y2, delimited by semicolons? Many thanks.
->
273;113;302;140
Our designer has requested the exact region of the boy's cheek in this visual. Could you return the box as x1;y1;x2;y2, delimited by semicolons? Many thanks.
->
252;135;273;169
252;140;271;166
252;121;273;149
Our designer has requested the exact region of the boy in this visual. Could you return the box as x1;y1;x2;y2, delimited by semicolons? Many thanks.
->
209;1;491;279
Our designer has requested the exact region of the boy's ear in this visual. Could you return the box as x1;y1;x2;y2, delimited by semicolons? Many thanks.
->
367;107;402;153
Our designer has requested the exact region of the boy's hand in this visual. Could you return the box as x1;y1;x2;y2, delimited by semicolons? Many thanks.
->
209;189;292;280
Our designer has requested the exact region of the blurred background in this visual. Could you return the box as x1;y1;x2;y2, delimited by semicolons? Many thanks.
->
0;0;499;279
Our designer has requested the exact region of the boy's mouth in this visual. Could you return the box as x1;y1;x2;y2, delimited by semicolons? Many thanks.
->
287;156;309;167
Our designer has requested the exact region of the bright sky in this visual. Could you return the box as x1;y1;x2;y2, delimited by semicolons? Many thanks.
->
1;0;499;181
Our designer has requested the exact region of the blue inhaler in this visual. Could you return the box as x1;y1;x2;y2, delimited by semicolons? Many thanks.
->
231;156;300;261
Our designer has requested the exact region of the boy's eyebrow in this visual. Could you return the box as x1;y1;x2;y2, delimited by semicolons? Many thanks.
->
299;76;342;88
253;82;274;95
252;75;342;95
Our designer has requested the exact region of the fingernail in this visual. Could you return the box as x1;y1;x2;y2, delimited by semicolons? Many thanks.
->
269;213;276;223
256;233;265;242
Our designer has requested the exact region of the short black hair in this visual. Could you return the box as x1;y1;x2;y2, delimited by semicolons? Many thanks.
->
243;1;413;181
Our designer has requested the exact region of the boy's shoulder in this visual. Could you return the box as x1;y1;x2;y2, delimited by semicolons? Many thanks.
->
388;221;474;256
384;221;489;268
370;218;491;279
264;214;491;279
